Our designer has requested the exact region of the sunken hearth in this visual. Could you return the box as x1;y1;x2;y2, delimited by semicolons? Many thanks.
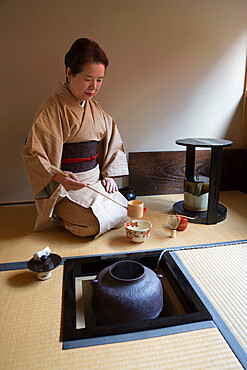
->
62;250;211;348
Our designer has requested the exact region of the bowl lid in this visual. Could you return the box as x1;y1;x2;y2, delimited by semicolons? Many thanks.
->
27;253;62;272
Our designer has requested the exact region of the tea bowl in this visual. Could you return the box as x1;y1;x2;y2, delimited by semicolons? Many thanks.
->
124;220;152;243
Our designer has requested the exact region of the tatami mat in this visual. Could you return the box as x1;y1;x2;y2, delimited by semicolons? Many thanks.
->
1;191;247;265
176;243;247;354
0;267;242;369
0;191;246;368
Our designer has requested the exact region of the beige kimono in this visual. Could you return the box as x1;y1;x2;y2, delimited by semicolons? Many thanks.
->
22;83;129;237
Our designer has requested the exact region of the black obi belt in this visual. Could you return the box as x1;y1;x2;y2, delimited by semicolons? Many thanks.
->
61;141;98;173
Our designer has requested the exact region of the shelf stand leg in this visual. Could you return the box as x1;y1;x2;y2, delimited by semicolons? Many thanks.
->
185;145;195;181
207;146;223;224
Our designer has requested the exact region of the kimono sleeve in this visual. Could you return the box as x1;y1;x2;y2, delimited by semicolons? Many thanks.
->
99;114;129;179
22;99;65;197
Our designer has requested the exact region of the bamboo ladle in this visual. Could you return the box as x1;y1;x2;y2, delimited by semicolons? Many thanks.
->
50;166;197;220
51;166;146;217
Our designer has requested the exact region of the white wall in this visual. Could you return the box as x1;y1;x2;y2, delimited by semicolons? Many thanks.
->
0;0;246;202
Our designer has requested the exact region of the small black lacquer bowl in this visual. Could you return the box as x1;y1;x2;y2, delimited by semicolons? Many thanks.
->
118;186;136;201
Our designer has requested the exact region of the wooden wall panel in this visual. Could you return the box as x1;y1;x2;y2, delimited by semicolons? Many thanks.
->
239;149;247;193
129;149;246;196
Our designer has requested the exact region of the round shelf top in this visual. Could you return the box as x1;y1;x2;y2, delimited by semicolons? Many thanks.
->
176;138;233;148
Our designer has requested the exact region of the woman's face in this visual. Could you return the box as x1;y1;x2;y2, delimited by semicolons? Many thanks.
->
66;62;105;103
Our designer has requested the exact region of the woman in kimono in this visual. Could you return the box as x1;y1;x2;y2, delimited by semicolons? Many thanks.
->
22;38;129;237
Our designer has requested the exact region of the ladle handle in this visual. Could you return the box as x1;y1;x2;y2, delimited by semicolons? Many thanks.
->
50;165;127;209
86;184;127;209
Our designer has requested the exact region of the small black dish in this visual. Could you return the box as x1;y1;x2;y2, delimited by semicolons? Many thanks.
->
118;186;136;201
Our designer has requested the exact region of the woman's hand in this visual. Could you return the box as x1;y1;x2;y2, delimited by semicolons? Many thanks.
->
53;171;85;191
101;177;118;193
